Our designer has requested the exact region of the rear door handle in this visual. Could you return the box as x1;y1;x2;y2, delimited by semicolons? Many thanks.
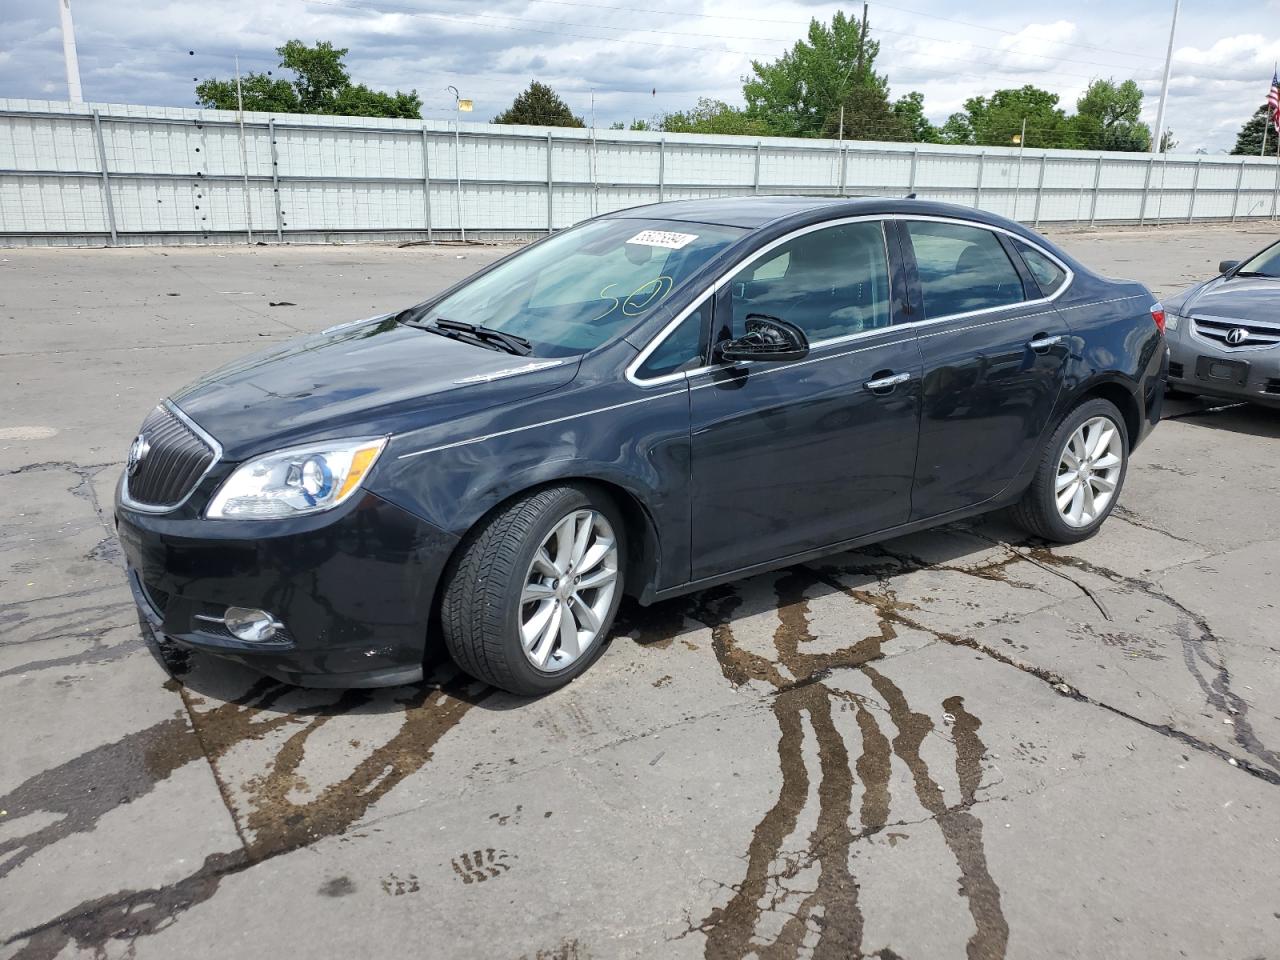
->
1028;334;1063;353
863;371;911;394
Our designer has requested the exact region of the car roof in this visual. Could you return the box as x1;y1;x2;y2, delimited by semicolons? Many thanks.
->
601;194;1035;234
602;196;850;229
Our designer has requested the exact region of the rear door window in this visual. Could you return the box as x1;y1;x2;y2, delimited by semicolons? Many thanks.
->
904;221;1027;320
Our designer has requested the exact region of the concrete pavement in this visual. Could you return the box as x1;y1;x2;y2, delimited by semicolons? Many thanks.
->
2;222;1279;959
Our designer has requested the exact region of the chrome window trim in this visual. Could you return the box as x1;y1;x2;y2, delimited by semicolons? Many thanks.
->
395;291;1149;462
626;213;1077;387
626;214;893;387
120;399;224;515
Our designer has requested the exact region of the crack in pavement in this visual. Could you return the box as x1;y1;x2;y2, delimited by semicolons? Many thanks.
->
2;672;489;957
809;541;1280;786
673;571;1011;960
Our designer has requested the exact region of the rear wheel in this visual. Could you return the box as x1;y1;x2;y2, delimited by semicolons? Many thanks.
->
441;485;626;696
1010;398;1129;544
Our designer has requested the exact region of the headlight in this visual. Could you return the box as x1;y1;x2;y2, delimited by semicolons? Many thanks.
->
206;437;387;520
1165;312;1181;331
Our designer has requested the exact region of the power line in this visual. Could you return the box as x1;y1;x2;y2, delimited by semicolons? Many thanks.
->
504;0;1167;67
302;0;1156;85
516;0;1169;63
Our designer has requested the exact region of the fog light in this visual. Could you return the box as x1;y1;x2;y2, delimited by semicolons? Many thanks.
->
224;607;282;642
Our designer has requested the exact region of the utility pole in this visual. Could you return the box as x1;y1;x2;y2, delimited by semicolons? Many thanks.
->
1152;0;1180;153
57;0;83;103
856;2;869;79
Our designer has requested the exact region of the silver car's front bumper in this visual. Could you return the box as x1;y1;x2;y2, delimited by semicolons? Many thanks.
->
1166;314;1280;406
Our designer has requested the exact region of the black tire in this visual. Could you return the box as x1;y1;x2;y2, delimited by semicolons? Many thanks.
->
1010;398;1130;544
440;484;627;696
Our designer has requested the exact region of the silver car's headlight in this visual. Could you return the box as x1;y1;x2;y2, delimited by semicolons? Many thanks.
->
1164;311;1181;331
206;437;387;520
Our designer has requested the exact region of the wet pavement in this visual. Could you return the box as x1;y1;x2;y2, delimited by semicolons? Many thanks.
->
2;223;1279;959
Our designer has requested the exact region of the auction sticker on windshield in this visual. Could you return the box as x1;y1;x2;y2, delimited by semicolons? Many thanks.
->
627;230;699;249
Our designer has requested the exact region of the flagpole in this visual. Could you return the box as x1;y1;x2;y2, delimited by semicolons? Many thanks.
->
1266;64;1276;158
1152;0;1180;153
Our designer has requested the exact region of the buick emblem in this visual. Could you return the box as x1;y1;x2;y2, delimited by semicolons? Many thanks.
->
126;434;150;476
1225;327;1250;346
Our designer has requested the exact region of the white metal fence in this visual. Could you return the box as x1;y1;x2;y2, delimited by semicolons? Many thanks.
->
3;97;1280;246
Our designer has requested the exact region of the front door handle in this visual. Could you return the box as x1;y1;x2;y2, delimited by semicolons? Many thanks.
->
864;371;911;394
1028;334;1063;353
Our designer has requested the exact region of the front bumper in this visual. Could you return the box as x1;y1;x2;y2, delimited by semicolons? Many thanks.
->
115;480;459;687
1167;322;1280;407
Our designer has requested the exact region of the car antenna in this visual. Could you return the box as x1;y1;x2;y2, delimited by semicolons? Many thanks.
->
904;192;917;199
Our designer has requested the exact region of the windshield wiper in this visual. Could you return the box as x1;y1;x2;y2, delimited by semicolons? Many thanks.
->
432;318;533;356
1231;271;1278;279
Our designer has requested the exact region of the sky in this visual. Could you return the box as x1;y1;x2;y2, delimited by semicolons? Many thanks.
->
2;0;1279;153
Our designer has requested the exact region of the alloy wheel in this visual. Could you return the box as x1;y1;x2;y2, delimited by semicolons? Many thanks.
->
1055;415;1124;528
520;509;619;672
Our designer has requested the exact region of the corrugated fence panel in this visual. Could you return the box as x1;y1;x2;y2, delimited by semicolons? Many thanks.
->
3;98;1280;245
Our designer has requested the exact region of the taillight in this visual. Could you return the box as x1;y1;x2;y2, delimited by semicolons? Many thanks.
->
1150;302;1166;335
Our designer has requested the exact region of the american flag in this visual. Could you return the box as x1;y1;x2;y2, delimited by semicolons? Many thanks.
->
1269;71;1280;133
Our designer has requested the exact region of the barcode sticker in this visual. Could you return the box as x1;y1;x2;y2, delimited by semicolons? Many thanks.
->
626;230;698;249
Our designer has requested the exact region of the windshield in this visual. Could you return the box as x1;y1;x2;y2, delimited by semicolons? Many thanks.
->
417;218;746;357
1237;240;1280;278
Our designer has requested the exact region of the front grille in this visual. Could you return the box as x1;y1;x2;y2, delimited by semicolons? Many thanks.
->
1192;316;1280;350
192;619;295;647
1168;361;1184;378
125;405;216;509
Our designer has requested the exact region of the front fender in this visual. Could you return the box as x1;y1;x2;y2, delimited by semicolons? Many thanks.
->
372;371;692;594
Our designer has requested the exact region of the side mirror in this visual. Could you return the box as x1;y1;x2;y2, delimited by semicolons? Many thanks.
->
716;315;810;363
1219;259;1241;275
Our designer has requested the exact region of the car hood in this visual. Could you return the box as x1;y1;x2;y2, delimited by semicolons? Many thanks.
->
1167;274;1280;323
171;316;579;461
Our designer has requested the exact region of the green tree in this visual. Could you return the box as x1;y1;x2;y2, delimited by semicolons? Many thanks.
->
195;40;421;118
1072;79;1151;151
891;91;939;143
742;10;882;137
938;112;975;145
661;98;772;136
195;73;300;113
824;84;909;141
1231;106;1276;155
963;85;1071;148
492;82;584;127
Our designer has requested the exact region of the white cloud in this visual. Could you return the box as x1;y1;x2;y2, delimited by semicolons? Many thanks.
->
0;0;1273;151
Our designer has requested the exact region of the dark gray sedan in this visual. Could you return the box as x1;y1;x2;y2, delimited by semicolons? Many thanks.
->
1165;238;1280;407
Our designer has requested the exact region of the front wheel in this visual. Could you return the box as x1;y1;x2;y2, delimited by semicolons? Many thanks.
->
1010;398;1129;544
441;484;626;696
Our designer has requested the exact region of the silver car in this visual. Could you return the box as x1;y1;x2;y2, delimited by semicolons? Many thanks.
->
1164;238;1280;408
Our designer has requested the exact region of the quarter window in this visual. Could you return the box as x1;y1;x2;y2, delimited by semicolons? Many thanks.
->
635;300;710;380
905;221;1026;320
725;221;892;342
1013;240;1068;296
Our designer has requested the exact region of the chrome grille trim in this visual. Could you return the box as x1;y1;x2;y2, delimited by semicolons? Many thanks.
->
1191;314;1280;352
121;400;222;514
